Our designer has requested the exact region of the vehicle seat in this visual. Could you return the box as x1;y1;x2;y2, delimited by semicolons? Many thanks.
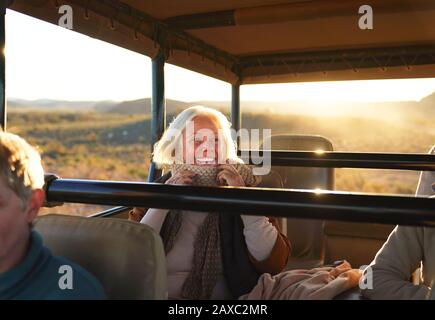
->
323;221;395;268
34;214;167;299
262;134;334;270
254;168;287;232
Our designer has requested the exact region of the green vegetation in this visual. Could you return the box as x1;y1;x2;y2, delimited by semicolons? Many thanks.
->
7;102;434;216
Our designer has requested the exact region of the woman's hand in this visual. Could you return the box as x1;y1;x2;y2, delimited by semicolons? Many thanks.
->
217;164;245;187
165;170;196;185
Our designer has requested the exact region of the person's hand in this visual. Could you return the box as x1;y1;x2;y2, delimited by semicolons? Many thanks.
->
217;164;245;187
165;170;196;185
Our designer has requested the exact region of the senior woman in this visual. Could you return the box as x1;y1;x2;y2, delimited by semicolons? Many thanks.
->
129;106;290;300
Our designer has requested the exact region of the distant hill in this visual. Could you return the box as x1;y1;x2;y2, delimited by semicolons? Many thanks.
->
96;98;192;115
7;90;435;119
94;98;232;115
420;91;435;113
7;97;224;115
94;97;434;120
8;98;116;111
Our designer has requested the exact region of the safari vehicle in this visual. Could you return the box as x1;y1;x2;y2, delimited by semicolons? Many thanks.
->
2;0;435;300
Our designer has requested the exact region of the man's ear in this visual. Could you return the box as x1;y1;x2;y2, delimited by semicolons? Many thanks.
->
25;189;45;223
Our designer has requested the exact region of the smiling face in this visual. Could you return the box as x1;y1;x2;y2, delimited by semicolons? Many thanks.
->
182;115;222;166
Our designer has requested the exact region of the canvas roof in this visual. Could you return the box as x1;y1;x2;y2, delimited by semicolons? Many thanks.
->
8;0;435;84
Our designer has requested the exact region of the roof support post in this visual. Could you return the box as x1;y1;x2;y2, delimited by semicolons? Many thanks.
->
148;49;166;182
0;5;6;131
231;82;241;148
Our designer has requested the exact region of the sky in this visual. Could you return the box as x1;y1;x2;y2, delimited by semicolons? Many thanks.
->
5;9;435;103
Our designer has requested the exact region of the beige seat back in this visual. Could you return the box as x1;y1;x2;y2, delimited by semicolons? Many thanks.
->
269;134;334;190
34;214;167;300
323;221;395;268
254;168;287;232
265;134;334;267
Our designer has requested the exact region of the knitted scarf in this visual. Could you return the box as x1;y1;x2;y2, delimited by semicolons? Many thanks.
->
160;163;261;299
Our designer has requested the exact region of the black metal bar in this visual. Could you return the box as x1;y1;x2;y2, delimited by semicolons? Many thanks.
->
0;4;5;131
45;178;435;227
239;45;435;76
240;45;435;66
88;206;129;218
241;150;435;171
231;83;241;147
148;50;166;182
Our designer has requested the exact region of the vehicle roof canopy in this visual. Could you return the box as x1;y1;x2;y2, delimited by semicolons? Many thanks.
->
8;0;435;84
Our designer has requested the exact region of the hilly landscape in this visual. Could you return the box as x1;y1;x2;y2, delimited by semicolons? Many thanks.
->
7;94;434;216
